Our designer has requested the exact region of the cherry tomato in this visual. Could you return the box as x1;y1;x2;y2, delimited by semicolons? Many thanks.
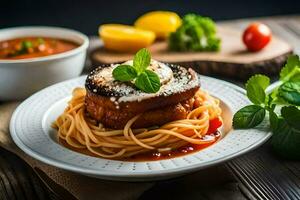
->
207;117;222;134
243;23;272;52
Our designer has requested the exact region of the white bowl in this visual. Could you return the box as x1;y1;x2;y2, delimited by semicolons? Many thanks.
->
0;26;89;101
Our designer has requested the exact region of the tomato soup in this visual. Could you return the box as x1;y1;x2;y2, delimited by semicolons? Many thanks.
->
0;37;79;59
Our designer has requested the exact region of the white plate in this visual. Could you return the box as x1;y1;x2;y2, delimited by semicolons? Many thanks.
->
10;75;271;181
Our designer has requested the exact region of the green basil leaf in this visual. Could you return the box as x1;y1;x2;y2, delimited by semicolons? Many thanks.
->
280;55;300;82
269;88;288;105
112;65;137;81
245;74;270;105
288;68;300;82
266;93;277;110
133;48;151;73
269;109;278;131
278;82;300;105
271;117;300;160
135;70;160;93
281;106;300;130
233;105;266;129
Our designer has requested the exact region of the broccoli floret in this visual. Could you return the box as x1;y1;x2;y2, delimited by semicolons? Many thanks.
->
168;14;221;52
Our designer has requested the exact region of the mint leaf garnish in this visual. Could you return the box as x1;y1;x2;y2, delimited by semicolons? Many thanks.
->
271;117;300;159
133;48;151;74
245;74;270;105
280;55;300;82
269;109;278;131
281;106;300;130
112;65;137;81
278;82;300;105
135;70;160;93
233;105;266;129
233;54;300;159
112;48;161;93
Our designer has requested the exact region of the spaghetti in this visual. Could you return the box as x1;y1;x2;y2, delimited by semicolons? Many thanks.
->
53;88;222;159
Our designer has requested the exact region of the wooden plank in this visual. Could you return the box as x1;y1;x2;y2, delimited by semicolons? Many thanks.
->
219;16;300;54
228;143;300;200
91;18;295;81
91;27;292;64
0;146;60;200
139;164;248;200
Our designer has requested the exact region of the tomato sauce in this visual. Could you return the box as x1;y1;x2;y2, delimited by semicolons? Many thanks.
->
126;131;221;161
59;131;221;162
0;37;78;59
59;118;223;161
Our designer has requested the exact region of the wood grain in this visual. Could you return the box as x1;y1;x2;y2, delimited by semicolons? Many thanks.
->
0;147;53;200
139;164;247;200
228;142;300;200
90;26;292;80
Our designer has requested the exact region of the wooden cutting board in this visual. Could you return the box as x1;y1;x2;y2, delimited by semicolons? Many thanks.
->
90;26;293;80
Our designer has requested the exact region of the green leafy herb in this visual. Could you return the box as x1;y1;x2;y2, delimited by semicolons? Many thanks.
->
168;13;221;52
135;70;161;93
233;54;300;160
271;117;300;159
133;48;151;74
281;106;300;130
245;74;270;105
22;41;33;49
112;65;137;81
9;40;33;57
269;109;278;131
280;55;300;82
112;48;161;93
278;82;300;105
233;105;266;128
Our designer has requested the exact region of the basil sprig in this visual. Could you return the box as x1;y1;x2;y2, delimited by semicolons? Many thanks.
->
233;55;300;159
233;105;266;129
112;48;161;93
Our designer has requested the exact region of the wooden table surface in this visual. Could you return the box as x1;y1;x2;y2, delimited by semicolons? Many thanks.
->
1;15;300;200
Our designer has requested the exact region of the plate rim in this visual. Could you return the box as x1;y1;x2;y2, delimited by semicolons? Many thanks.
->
9;75;272;178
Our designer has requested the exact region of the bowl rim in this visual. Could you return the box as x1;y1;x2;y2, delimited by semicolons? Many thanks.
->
0;26;89;64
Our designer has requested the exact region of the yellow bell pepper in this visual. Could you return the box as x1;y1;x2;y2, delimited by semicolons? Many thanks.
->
99;24;155;52
135;11;182;39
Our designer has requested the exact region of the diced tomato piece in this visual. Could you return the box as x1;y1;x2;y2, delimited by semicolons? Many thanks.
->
207;118;222;134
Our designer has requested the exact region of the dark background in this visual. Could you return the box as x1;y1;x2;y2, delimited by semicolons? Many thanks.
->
1;0;300;35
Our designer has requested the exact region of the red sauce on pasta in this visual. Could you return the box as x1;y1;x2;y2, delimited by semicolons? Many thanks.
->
59;130;221;162
126;131;221;161
0;37;78;60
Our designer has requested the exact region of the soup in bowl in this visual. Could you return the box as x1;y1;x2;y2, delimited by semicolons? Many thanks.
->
0;37;79;60
0;27;89;100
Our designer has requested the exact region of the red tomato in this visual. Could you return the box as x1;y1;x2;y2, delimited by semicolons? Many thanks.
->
242;23;272;52
207;117;222;134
